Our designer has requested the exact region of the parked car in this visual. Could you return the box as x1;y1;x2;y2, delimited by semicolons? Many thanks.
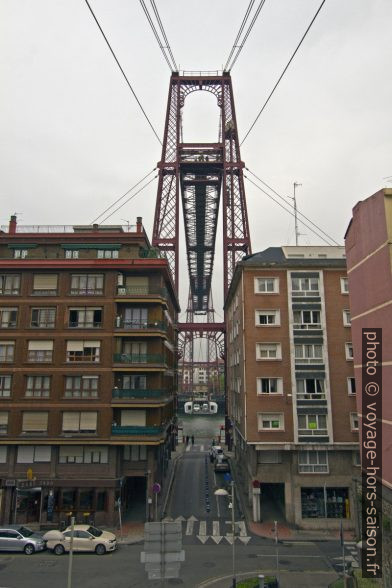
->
43;525;116;555
209;444;224;462
0;525;46;554
214;454;230;473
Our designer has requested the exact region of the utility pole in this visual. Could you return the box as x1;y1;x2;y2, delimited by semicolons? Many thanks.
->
293;182;302;245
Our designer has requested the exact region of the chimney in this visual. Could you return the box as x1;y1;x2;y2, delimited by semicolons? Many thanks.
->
9;215;17;235
136;217;143;233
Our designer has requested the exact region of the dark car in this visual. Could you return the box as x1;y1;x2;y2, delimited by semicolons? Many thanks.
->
0;525;46;554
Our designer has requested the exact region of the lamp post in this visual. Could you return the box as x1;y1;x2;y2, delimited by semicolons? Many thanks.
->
215;480;236;588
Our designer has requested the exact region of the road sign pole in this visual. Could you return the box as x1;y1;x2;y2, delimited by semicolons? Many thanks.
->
67;516;75;588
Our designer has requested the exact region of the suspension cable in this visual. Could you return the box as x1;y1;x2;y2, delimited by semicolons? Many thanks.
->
139;0;177;71
83;0;162;145
224;0;267;72
246;167;339;245
91;168;157;224
99;174;158;224
241;0;327;145
244;174;340;245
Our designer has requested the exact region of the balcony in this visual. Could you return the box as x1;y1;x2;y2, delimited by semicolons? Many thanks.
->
293;323;322;331
297;393;326;401
111;425;163;435
112;388;167;399
298;428;328;437
69;321;102;329
113;353;165;364
70;289;103;296
114;319;166;331
116;286;167;297
31;289;58;296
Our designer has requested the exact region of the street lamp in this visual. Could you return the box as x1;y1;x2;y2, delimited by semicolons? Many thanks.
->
215;481;236;588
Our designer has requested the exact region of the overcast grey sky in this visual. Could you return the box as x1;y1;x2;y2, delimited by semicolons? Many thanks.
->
1;0;391;313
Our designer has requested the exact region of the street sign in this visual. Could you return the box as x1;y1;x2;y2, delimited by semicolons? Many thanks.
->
224;473;232;482
152;482;161;494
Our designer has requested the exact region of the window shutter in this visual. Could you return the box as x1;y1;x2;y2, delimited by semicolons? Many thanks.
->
120;409;146;426
34;445;51;462
125;276;148;287
0;446;7;463
139;445;147;460
28;340;53;351
80;412;97;431
66;341;84;352
62;412;79;431
17;446;35;463
0;412;8;425
22;412;48;431
59;446;83;458
33;274;58;289
82;341;100;349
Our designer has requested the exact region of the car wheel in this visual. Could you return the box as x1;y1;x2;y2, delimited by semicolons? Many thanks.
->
24;544;35;555
95;544;106;555
54;544;65;555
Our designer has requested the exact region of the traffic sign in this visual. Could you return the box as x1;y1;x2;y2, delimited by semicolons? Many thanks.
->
152;482;161;494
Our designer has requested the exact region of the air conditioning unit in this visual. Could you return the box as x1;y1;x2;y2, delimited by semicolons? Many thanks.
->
118;287;126;295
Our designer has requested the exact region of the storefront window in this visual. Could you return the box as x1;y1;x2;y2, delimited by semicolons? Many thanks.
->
62;490;76;509
79;490;94;510
301;487;349;518
97;491;107;511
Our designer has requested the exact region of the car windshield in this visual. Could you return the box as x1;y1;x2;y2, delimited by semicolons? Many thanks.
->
87;526;102;537
18;526;34;537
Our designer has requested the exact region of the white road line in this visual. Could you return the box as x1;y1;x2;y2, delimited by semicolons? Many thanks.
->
212;521;220;537
186;519;194;535
186;445;190;452
237;521;247;537
199;521;207;536
200;444;204;451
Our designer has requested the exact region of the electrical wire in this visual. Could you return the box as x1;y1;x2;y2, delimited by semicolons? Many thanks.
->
241;0;327;145
139;0;177;71
83;0;162;145
224;0;267;72
91;168;157;224
99;174;158;224
244;174;340;245
246;167;339;245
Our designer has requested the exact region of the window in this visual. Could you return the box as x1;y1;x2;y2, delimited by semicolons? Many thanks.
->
64;376;99;398
301;487;349;518
66;340;100;362
123;445;147;461
298;450;328;473
14;249;28;259
295;344;323;363
343;310;351;326
345;342;354;360
293;309;321;328
0;375;12;398
120;375;147;390
122;307;148;328
0;412;9;434
97;249;119;259
79;491;94;510
257;378;283;395
25;376;51;398
65;250;79;259
257;450;282;464
298;414;327;436
256;343;282;360
291;276;319;293
0;341;15;363
296;378;325;400
340;277;349;294
0;446;7;463
0;274;20;295
97;491;107;511
257;413;284;431
70;274;104;296
0;307;18;328
31;307;56;328
62;412;98;433
22;411;48;433
353;451;361;467
27;340;53;362
121;341;147;361
350;412;359;431
347;377;356;395
255;309;280;326
32;274;58;295
68;307;102;328
17;445;51;463
59;445;108;463
254;277;279;294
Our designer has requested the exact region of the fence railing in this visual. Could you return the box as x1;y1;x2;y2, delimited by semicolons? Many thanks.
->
111;425;163;435
112;388;167;399
113;353;164;364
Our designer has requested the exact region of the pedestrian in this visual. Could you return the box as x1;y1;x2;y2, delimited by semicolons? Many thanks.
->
186;435;189;445
191;435;194;445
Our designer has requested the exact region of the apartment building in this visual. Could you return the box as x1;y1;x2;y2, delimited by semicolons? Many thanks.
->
0;216;179;526
225;246;359;530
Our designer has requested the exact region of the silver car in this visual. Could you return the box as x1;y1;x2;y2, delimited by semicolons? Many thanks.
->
0;525;46;554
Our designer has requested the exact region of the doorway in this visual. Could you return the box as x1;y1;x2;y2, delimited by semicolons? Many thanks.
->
122;476;147;521
260;483;286;522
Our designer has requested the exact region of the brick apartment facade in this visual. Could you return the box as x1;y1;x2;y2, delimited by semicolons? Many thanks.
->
0;216;179;527
225;246;359;530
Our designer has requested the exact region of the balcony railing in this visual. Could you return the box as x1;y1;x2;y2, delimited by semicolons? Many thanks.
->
112;388;167;399
293;323;322;330
27;351;53;362
31;322;56;328
113;353;164;364
0;321;17;328
0;289;20;296
32;289;58;296
116;286;167;297
295;357;324;364
297;393;326;400
111;425;163;435
298;428;328;437
115;319;166;330
66;353;100;362
70;289;103;296
68;321;102;328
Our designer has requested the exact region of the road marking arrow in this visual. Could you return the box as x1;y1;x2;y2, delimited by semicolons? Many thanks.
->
162;517;173;522
197;535;209;544
211;535;223;544
188;515;198;521
224;536;234;545
237;521;247;536
238;536;251;545
185;520;194;535
174;516;186;522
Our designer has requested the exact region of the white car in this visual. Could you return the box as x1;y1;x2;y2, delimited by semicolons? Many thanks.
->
43;525;117;555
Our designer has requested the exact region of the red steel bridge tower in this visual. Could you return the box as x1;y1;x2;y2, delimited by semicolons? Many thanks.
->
152;72;251;395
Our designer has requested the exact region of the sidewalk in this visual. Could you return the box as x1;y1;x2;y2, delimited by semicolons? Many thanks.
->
198;569;339;588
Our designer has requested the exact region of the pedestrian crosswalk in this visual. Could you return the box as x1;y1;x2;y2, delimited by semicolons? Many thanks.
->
185;444;205;452
332;542;359;570
161;516;252;544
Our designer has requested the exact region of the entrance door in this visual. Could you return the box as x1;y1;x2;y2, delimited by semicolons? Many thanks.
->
260;483;286;522
122;476;147;521
18;488;42;523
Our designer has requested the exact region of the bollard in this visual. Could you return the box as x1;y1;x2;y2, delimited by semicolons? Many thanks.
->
258;574;264;588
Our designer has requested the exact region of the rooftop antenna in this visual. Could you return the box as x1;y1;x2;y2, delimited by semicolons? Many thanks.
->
121;219;130;231
292;182;302;246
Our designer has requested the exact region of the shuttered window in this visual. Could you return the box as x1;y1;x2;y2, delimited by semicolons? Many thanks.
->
27;340;53;362
17;445;51;463
0;411;8;434
66;340;100;362
59;446;84;463
22;411;48;432
28;340;54;351
62;411;97;433
0;446;7;463
33;274;58;290
125;276;148;294
120;409;146;426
